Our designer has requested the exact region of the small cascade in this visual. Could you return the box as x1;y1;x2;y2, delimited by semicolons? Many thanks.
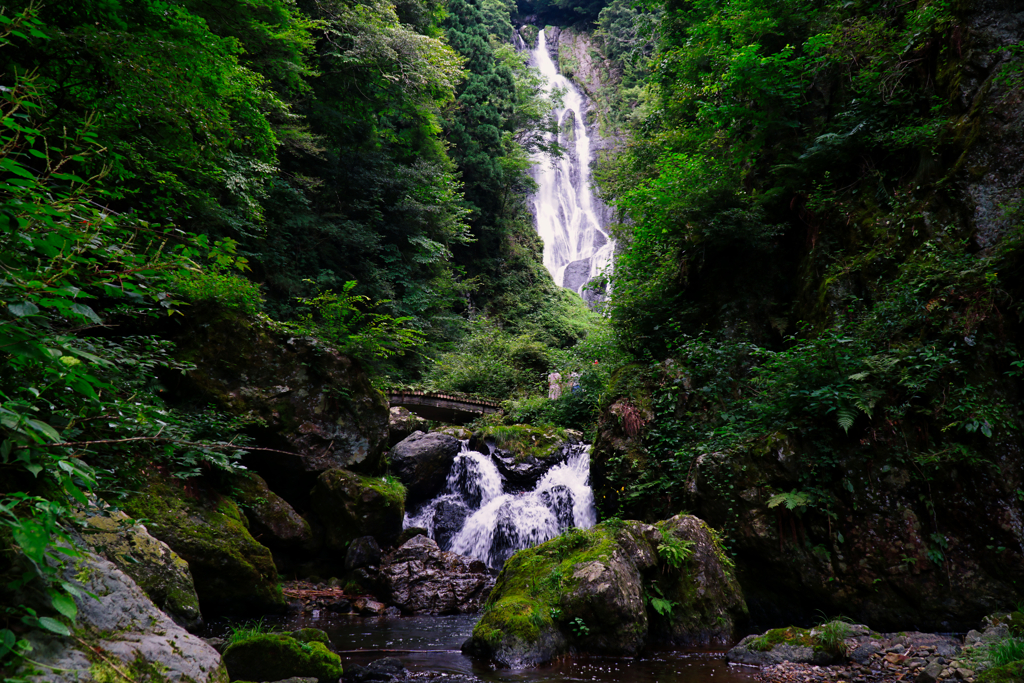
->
405;441;596;568
526;28;614;301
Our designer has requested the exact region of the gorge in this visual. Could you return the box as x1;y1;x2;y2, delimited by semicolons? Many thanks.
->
2;0;1024;682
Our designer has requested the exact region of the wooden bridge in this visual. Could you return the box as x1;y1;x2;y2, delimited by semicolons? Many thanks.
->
387;390;501;424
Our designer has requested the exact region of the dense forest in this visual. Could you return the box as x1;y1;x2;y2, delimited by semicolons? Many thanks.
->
1;0;1023;678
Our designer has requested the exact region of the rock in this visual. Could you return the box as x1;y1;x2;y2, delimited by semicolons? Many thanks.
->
326;598;352;613
388;407;428;447
13;552;227;683
380;535;495;615
394;527;428;546
77;508;204;631
222;634;343;683
490;448;568;490
346;536;382;570
725;629;840;666
431;498;469;550
173;310;389;490
290;628;331;645
352;597;387;615
311;468;405;552
918;661;945;683
234;472;317;557
122;475;286;616
343;657;405;683
389;431;460;505
850;641;883;665
464;517;746;668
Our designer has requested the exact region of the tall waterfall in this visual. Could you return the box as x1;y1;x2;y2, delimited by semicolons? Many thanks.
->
405;441;596;568
528;29;614;300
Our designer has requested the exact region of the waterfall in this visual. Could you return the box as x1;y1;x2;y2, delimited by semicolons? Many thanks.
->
528;28;614;301
405;441;597;568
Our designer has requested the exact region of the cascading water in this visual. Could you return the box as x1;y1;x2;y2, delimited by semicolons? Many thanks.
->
405;441;596;568
528;28;614;300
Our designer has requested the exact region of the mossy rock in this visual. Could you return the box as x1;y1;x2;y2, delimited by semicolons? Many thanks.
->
233;472;317;555
977;661;1024;683
310;468;405;552
77;509;204;632
466;516;746;668
290;628;330;645
222;634;343;683
122;475;286;617
468;424;576;461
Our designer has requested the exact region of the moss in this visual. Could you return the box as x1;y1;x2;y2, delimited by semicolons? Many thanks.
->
473;524;619;647
747;627;816;652
977;661;1024;683
222;634;343;683
362;475;406;508
290;628;330;645
476;425;570;461
122;476;285;616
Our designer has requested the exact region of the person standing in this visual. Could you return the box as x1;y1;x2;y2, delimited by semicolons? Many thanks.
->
548;370;562;400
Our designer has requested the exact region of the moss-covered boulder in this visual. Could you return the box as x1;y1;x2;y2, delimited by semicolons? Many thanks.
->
463;516;746;668
77;509;204;631
290;628;331;645
469;425;583;488
222;634;343;683
388;406;428;447
123;476;286;616
977;661;1024;683
233;472;317;557
170;309;389;487
13;552;227;683
310;469;405;551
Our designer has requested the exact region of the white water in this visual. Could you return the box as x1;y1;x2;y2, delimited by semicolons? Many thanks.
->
405;442;596;568
528;29;614;298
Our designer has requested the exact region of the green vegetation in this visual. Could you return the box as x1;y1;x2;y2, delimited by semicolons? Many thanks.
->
746;619;848;657
222;633;344;683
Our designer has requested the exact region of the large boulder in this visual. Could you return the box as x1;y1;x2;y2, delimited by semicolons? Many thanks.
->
222;633;343;683
389;431;460;505
380;535;494;614
388;407;428;447
310;469;405;552
233;472;317;557
345;536;382;570
463;517;746;668
14;552;227;683
77;508;204;632
123;475;286;616
170;310;389;499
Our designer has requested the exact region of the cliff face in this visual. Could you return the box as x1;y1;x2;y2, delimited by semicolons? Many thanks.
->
590;0;1024;631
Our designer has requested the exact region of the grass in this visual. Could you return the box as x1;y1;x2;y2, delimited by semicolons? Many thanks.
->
990;636;1024;667
228;617;271;645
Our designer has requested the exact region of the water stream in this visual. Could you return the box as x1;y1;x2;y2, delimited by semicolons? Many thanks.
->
527;28;614;300
405;441;596;568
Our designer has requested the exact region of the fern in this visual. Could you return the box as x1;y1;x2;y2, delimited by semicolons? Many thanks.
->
767;490;815;511
836;404;857;433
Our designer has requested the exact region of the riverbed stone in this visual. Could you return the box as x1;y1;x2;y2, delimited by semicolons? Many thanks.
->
311;468;405;551
389;431;461;505
380;535;494;614
343;657;405;683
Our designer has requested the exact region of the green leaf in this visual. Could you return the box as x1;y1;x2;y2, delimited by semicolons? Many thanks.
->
7;301;40;317
51;593;77;620
36;617;70;636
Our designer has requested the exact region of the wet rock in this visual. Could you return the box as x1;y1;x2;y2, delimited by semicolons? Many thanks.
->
851;642;883;664
380;535;495;614
464;516;746;668
311;468;405;552
172;310;389;486
388;406;428;447
346;535;382;570
352;597;387;615
389;431;461;505
290;628;330;645
122;474;285;616
395;526;428;546
343;657;405;683
431;498;469;550
222;633;344;683
77;508;204;631
13;552;227;683
490;447;568;490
